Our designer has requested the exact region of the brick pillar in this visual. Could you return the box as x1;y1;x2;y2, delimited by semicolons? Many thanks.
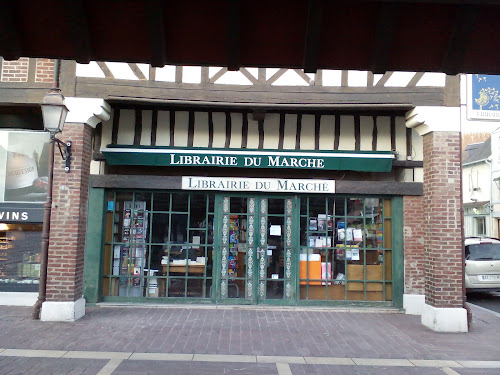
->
422;131;463;308
403;196;425;295
405;106;467;332
46;123;92;302
420;130;467;332
41;98;110;322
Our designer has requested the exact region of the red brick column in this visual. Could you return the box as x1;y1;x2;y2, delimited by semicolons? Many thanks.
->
422;131;464;308
45;122;93;304
403;196;425;295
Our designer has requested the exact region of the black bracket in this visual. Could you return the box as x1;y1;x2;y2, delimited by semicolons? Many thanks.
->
53;138;72;173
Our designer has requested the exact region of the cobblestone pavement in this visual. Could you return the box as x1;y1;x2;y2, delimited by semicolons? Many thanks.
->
0;304;499;374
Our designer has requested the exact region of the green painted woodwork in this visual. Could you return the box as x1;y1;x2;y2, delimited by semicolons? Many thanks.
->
83;187;107;304
101;145;394;172
391;196;404;308
89;190;404;307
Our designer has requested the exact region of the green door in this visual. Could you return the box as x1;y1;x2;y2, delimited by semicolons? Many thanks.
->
215;195;298;305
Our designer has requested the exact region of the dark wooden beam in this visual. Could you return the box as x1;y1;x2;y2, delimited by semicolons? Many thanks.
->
441;5;478;75
336;181;423;196
370;3;400;74
147;0;167;67
224;111;232;148
227;0;241;71
0;2;21;60
91;174;182;190
303;0;324;74
128;63;147;80
151;109;158;146
97;62;114;78
111;109;120;144
392;160;423;168
75;77;446;108
187;110;195;147
295;114;302;150
133;109;142;146
67;0;92;64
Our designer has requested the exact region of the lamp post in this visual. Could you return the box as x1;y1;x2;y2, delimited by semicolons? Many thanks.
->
32;86;70;320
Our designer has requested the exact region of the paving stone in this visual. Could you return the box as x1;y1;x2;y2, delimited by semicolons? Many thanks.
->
113;360;278;375
0;356;108;375
63;351;132;359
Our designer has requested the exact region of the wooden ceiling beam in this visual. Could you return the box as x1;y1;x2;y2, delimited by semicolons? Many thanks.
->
369;3;400;74
227;0;241;71
303;0;324;74
67;0;92;64
441;5;478;75
0;2;21;60
147;0;167;68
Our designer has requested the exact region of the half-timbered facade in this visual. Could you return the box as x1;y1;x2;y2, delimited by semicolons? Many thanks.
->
0;55;466;332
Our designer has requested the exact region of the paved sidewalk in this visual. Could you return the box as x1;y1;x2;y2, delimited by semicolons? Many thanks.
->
0;304;499;374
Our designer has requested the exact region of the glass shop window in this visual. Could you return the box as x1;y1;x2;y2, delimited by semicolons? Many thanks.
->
299;197;392;302
102;191;214;299
0;224;42;292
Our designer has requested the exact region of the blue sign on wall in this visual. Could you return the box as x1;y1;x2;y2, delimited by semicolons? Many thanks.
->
468;74;500;120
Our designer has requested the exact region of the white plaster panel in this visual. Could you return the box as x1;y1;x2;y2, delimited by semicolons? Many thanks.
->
360;116;374;151
321;70;341;86
395;116;407;160
300;115;315;150
183;66;201;84
90;160;101;174
411;129;423;161
116;109;135;145
174;111;189;147
155;110;170;146
338;116;355;151
212;112;227;148
229;113;243;149
319;115;335;150
283;114;297;150
401;169;414;182
193;112;209;147
414;168;423;183
155;65;176;82
140;110;152;146
263;114;280;149
376;116;392;151
246;117;260;149
100;112;113;151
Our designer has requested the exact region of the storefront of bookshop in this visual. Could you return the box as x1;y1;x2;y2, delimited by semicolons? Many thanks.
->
83;107;421;309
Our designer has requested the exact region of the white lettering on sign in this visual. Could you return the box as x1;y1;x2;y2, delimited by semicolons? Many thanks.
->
0;211;29;221
182;177;335;194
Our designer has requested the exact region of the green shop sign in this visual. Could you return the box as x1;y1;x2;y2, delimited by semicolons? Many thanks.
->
101;146;395;172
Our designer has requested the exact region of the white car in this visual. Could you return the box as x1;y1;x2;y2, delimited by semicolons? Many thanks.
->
465;237;500;292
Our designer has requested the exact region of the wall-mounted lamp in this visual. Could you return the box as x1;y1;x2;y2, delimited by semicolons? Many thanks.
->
41;87;71;172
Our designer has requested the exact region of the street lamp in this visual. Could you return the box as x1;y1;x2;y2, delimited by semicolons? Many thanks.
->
32;86;71;320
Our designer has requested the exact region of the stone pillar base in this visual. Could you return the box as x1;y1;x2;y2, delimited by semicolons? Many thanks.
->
403;294;426;315
421;303;468;332
40;297;86;322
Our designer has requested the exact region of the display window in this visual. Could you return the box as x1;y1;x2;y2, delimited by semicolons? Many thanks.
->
103;191;215;298
99;190;396;304
299;197;392;301
0;223;42;292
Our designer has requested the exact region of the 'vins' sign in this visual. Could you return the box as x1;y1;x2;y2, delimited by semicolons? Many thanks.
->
0;211;29;221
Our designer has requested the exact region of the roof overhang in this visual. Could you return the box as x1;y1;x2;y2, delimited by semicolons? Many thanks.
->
1;1;500;74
